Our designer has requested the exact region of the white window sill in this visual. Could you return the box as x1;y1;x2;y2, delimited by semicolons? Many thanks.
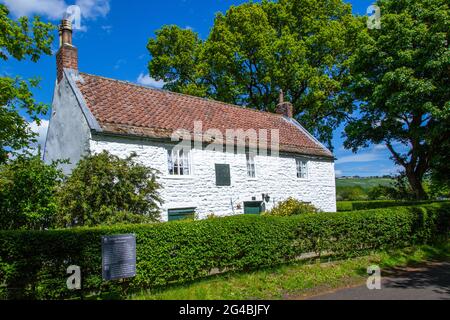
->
164;175;196;180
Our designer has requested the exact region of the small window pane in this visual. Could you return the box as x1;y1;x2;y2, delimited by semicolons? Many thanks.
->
296;159;308;179
246;153;256;178
168;151;174;175
168;149;191;176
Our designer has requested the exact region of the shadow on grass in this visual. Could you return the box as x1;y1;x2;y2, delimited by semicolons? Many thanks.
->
354;242;450;285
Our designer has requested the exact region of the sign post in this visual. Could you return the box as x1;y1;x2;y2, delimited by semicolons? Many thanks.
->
102;234;136;281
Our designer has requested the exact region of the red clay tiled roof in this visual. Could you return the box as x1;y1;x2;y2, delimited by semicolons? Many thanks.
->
76;73;333;158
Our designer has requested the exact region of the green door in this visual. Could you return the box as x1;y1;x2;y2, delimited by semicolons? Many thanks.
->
168;208;196;221
244;202;264;214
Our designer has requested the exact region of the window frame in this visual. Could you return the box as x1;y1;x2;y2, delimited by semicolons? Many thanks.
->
246;152;257;179
296;158;309;179
167;148;192;176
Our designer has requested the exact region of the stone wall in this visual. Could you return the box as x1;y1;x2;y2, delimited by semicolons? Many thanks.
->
90;135;337;221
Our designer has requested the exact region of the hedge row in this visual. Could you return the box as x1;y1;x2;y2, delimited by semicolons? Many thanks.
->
336;200;444;212
1;203;449;300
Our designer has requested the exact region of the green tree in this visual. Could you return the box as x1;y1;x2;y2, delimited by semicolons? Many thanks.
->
0;154;64;230
147;0;362;149
344;0;449;199
429;139;450;192
368;185;394;200
336;186;368;201
56;151;162;227
0;4;55;163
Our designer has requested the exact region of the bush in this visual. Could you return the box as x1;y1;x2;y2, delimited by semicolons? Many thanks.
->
1;203;448;299
368;185;396;200
0;155;64;230
337;200;443;212
336;201;353;212
265;197;319;216
336;186;368;201
56;151;162;227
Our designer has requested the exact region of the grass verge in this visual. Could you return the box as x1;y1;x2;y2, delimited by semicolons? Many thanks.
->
129;242;450;300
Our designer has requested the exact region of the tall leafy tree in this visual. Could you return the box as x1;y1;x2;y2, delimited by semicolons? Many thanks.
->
148;0;363;149
56;151;162;227
0;4;55;163
345;0;449;199
0;154;64;230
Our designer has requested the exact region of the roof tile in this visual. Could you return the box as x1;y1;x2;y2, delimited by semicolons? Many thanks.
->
76;73;333;158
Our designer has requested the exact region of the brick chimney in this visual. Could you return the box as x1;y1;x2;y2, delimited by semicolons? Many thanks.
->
56;19;78;83
276;90;293;118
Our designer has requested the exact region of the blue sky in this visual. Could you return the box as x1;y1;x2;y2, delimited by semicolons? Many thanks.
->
1;0;401;177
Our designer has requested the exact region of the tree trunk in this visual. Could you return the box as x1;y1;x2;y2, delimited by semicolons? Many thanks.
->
406;171;427;200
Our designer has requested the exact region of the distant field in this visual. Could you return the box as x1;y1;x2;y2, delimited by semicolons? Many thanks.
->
336;177;394;190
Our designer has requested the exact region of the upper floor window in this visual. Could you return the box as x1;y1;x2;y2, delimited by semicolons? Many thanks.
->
246;153;256;178
168;148;191;176
296;159;308;179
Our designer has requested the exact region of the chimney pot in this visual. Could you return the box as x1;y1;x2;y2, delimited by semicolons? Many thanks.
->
276;89;293;118
56;19;78;83
279;89;284;104
59;19;73;46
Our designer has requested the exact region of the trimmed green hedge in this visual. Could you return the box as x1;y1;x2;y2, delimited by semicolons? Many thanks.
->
336;200;444;212
1;203;449;300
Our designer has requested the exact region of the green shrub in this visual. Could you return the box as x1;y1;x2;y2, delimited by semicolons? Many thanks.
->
0;203;448;300
368;185;396;200
337;200;443;212
265;197;319;216
0;155;64;230
336;201;353;212
56;151;162;227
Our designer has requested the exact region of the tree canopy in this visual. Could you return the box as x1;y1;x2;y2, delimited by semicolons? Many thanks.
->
344;0;449;199
148;0;363;149
0;4;55;163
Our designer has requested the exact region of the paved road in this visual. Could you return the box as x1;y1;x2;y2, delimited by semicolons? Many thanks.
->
307;262;450;300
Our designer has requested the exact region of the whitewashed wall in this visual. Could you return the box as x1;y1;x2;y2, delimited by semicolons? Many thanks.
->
44;75;91;174
90;135;337;221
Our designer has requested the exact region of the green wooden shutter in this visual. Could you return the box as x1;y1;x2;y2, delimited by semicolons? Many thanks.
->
168;208;196;221
215;164;231;186
244;202;264;214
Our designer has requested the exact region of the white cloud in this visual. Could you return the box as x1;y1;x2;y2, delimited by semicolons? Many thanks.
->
136;73;165;89
2;0;110;20
28;120;49;153
76;0;110;19
378;167;401;176
336;152;382;164
114;58;126;70
373;144;387;150
101;25;112;33
335;169;343;177
2;0;67;20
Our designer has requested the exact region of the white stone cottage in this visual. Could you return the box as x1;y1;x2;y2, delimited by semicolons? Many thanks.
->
44;20;337;221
